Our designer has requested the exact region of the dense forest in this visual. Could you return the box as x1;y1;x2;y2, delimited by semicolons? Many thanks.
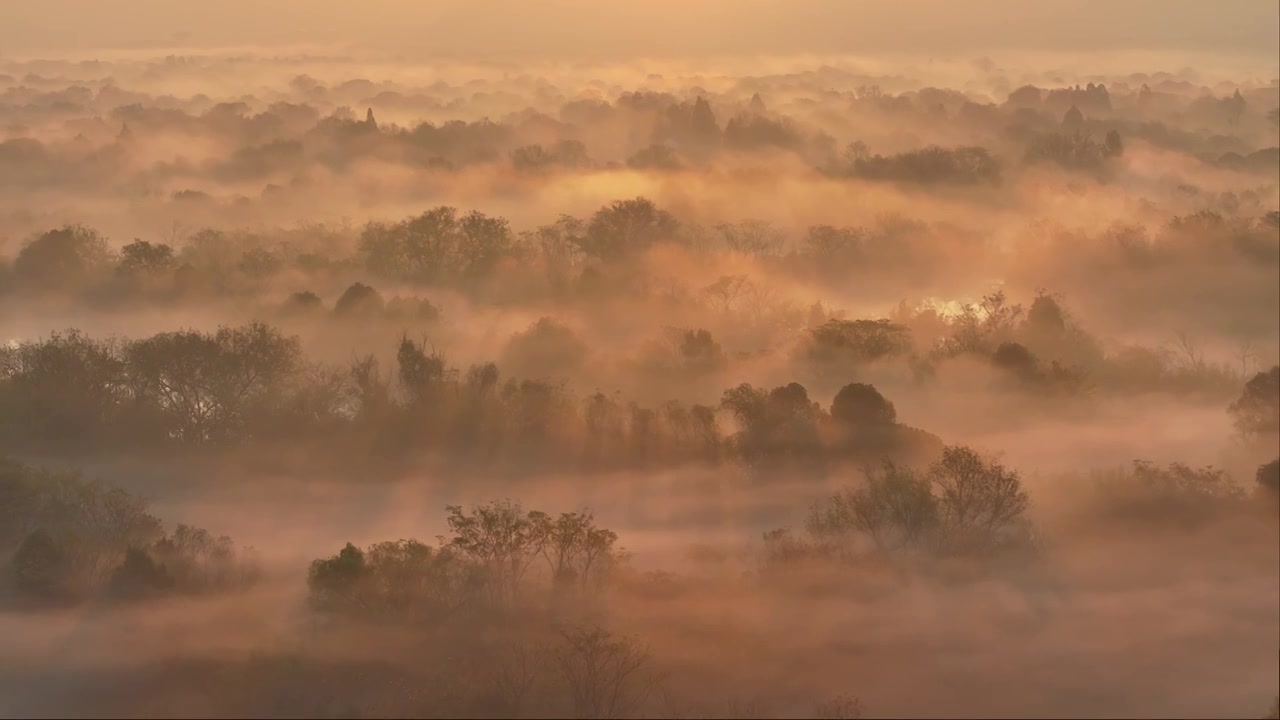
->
0;40;1277;720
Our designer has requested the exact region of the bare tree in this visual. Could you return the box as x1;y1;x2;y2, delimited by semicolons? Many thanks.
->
481;640;544;718
554;626;653;720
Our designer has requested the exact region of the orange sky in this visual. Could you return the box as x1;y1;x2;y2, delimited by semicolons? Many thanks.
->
2;0;1277;62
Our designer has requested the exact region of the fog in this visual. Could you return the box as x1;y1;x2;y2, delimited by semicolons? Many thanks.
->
0;10;1278;720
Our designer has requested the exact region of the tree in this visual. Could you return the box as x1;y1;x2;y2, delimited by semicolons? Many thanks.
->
282;290;323;314
308;542;368;612
1025;293;1067;334
702;275;752;314
805;319;912;369
927;446;1030;550
125;323;302;444
676;329;727;373
721;382;825;468
1062;104;1085;129
577;198;678;261
715;219;785;256
1228;366;1279;439
359;207;464;283
808;462;938;553
0;330;128;450
1258;459;1280;495
992;342;1039;381
554;627;652;720
10;529;69;600
457;210;513;278
396;335;449;409
1006;85;1042;108
444;501;545;605
333;282;385;317
500;318;588;381
117;240;176;276
532;511;619;592
1224;89;1247;134
830;383;897;428
1025;132;1109;171
107;546;174;600
13;226;114;291
1103;129;1124;158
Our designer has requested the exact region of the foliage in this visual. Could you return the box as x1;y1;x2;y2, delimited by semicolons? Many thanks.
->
308;539;472;622
802;445;1033;561
12;225;114;291
1229;366;1280;439
1088;461;1247;525
1;456;251;604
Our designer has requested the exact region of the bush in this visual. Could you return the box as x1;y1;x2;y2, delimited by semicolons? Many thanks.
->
1089;461;1246;526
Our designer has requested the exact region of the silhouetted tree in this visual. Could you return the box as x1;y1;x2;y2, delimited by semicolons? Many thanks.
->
13;226;113;291
554;627;652;720
10;529;69;599
117;240;176;276
577;198;679;261
1229;366;1280;439
830;383;897;428
1257;459;1279;496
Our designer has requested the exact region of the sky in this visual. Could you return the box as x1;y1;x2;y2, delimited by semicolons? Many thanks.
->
2;0;1277;63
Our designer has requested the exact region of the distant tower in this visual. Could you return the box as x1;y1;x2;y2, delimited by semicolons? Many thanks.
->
749;92;767;114
365;108;378;129
117;122;134;143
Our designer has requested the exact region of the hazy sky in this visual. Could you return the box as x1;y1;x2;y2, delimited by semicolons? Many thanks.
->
3;0;1277;62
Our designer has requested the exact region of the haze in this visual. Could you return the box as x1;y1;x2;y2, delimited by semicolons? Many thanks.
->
4;1;1278;62
0;4;1277;719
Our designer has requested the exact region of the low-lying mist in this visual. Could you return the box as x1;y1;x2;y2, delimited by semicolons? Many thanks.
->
0;45;1277;719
